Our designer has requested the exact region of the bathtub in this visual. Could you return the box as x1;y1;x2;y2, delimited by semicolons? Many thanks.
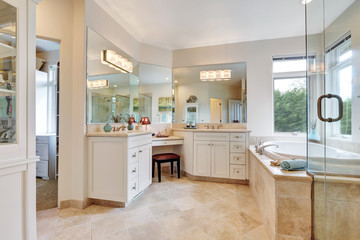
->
263;141;360;175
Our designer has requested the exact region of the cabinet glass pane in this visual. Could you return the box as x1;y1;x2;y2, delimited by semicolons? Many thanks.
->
0;1;17;144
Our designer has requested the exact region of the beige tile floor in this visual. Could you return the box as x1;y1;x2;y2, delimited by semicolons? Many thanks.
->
37;174;270;240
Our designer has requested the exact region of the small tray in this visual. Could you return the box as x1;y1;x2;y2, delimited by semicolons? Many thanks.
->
156;135;169;138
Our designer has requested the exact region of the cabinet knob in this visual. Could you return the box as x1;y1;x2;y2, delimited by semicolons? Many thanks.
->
236;146;239;149
139;150;142;153
132;184;136;190
132;153;137;158
132;169;136;173
237;158;240;160
235;136;239;138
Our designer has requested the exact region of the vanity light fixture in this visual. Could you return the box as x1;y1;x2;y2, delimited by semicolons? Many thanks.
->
87;79;109;89
101;50;133;73
200;69;232;81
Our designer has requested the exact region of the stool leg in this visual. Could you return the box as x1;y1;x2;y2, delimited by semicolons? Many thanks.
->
157;162;162;182
152;159;155;178
171;161;174;175
177;158;181;178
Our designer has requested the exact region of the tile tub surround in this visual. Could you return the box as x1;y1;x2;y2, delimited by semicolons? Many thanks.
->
313;176;360;240
37;174;270;240
249;148;313;240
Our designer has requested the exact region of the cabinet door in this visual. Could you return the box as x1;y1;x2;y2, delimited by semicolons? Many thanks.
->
138;144;152;192
194;141;211;176
211;141;230;178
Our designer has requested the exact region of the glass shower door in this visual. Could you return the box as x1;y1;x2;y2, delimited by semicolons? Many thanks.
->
306;0;360;239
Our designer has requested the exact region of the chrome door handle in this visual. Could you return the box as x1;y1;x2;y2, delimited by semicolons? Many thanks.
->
317;94;343;122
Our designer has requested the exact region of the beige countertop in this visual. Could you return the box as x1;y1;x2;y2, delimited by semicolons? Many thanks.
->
152;135;184;141
171;128;251;133
87;131;152;137
249;147;312;182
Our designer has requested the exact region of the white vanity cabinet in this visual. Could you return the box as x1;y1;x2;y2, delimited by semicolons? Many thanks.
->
36;134;56;179
173;129;250;181
194;132;230;178
88;133;152;204
229;133;247;180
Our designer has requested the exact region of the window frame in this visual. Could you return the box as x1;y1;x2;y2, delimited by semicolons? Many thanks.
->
272;55;308;135
325;33;352;138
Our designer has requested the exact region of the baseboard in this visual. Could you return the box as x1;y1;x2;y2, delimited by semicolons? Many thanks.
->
59;198;91;210
182;170;249;185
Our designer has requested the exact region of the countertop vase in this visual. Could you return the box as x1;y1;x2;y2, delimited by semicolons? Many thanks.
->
103;123;112;132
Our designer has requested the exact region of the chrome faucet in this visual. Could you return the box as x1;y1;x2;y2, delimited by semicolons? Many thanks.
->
254;137;262;152
256;144;279;155
113;125;127;132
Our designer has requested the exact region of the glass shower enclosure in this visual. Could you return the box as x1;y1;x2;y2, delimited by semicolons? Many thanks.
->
306;0;360;239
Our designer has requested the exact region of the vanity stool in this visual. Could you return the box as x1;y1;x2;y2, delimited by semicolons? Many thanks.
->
152;153;181;182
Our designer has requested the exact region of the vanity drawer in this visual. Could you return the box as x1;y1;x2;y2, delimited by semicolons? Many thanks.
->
36;143;49;160
230;153;246;165
128;134;152;148
36;160;48;177
230;142;246;153
128;147;139;164
128;177;139;200
36;136;49;144
194;132;229;142
229;165;246;180
230;133;246;142
128;162;139;180
152;139;184;146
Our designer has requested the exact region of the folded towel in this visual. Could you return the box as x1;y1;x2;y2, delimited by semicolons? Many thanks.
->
280;159;306;171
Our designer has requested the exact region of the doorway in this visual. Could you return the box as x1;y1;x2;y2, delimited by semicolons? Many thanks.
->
210;98;222;123
35;38;60;211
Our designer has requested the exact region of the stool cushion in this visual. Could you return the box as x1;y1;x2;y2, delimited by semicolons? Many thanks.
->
152;153;180;161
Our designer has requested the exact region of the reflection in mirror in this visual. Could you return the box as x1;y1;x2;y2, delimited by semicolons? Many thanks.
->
0;0;17;143
173;62;247;124
86;28;138;124
138;63;172;123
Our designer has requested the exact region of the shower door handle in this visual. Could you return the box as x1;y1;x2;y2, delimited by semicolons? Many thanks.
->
317;94;343;122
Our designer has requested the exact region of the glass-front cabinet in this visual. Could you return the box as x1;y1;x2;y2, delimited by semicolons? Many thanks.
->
0;0;17;144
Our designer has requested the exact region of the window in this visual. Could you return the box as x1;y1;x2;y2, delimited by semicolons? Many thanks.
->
273;56;307;133
325;33;352;136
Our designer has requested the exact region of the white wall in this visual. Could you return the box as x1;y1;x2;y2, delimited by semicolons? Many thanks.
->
37;0;86;204
173;36;306;136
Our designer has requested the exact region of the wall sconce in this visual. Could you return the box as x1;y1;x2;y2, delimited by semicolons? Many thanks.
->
101;49;133;73
87;79;109;89
200;69;231;81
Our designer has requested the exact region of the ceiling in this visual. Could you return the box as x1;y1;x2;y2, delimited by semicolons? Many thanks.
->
94;0;355;50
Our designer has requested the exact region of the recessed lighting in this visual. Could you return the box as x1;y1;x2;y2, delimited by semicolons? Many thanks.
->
302;0;312;5
174;80;178;83
113;85;118;87
166;77;169;80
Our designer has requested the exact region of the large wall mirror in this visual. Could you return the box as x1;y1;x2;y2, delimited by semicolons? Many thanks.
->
138;63;172;123
0;0;17;143
86;28;139;124
173;62;247;124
